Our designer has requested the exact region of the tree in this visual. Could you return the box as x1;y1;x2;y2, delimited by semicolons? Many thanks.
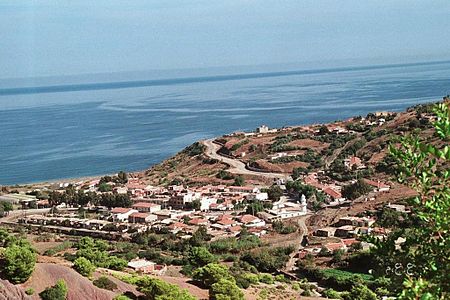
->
384;103;450;299
319;125;330;135
188;246;216;267
267;185;283;201
193;263;234;288
344;284;377;300
116;171;128;184
39;279;68;300
2;244;36;283
93;276;117;291
136;277;196;300
0;201;13;215
210;279;244;300
233;176;245;187
73;257;95;277
98;183;112;193
341;179;372;200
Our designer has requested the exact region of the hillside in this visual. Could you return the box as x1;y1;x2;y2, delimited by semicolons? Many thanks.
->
142;99;443;188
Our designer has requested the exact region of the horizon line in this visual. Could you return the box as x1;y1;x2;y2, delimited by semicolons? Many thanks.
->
1;59;450;97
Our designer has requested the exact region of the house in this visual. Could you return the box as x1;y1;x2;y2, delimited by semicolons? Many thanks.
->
239;214;266;227
323;187;345;202
167;221;189;234
128;212;157;224
386;203;410;213
188;218;208;226
199;197;217;211
127;259;156;274
335;225;356;238
344;156;365;170
364;179;390;192
314;227;337;237
111;208;138;222
227;186;259;194
324;242;347;252
256;125;269;134
132;202;161;213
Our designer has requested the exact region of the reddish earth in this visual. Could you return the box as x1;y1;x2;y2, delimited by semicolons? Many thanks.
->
252;159;308;173
22;263;115;300
0;279;32;300
288;138;329;151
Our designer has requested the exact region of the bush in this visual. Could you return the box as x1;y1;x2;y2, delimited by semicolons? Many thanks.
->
136;276;196;300
2;243;36;283
39;279;68;300
193;263;234;288
25;288;34;295
73;257;96;277
242;273;259;285
93;276;118;291
323;288;342;299
258;273;274;284
210;279;245;300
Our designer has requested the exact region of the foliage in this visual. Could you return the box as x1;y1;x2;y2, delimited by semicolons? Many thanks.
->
233;175;245;187
43;240;74;256
93;276;118;291
371;102;450;299
210;279;245;300
73;257;96;277
25;288;35;295
39;279;68;300
258;273;274;284
1;243;36;283
188;246;216;267
272;220;297;234
341;179;372;200
136;276;196;300
217;170;235;180
184;142;206;157
241;246;293;273
323;288;343;299
209;235;261;254
344;284;377;300
193;263;234;288
266;185;283;201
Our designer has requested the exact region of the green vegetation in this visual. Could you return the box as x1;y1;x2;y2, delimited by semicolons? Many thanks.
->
136;276;196;300
0;201;13;216
265;185;283;201
272;220;297;234
371;102;450;299
230;139;249;151
210;279;244;300
93;276;118;291
183;142;206;156
73;257;96;277
74;237;128;271
241;246;293;273
0;230;36;283
341;179;373;200
39;279;68;300
216;170;235;180
25;288;35;295
43;240;74;256
233;175;245;186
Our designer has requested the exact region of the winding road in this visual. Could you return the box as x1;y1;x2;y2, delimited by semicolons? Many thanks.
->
202;139;290;180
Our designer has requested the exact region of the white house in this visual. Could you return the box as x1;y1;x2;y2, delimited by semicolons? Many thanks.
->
132;202;161;213
111;207;138;222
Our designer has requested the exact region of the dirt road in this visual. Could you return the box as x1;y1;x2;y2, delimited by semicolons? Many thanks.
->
202;139;290;180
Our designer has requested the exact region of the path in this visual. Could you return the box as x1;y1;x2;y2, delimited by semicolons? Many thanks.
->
283;214;310;273
202;139;289;180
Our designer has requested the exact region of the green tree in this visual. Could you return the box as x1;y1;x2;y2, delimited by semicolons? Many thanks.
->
385;102;450;299
341;179;372;200
188;246;216;267
344;284;377;300
210;279;244;300
116;171;128;184
193;263;234;288
233;176;245;187
136;277;196;300
2;244;36;283
73;257;95;277
39;279;68;300
93;276;118;291
266;185;283;201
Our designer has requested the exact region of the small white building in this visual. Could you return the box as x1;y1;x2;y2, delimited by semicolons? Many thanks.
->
111;207;138;222
132;202;161;213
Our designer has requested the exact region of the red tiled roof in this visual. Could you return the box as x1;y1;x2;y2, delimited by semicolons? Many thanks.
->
168;222;188;229
111;207;133;214
130;212;151;219
189;218;207;225
239;214;259;224
325;242;345;251
323;187;342;199
133;202;159;208
364;179;390;189
218;219;235;226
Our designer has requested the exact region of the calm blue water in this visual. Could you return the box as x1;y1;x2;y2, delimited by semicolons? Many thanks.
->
1;61;450;185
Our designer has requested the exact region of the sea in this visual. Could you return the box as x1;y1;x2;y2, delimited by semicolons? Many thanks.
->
1;60;450;185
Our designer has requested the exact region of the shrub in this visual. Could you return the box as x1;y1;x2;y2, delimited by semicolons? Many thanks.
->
258;273;274;284
73;257;95;277
193;263;234;288
39;279;68;300
93;276;118;291
210;279;244;300
25;288;34;295
2;243;36;283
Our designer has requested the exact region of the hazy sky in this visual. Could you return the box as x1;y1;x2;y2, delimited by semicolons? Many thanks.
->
1;0;450;78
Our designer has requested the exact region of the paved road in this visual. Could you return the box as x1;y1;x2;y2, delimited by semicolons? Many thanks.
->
202;139;290;180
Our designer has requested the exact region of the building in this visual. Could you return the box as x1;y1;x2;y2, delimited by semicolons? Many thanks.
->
314;227;337;237
256;125;270;134
364;179;390;192
127;259;156;274
111;208;138;222
128;212;157;224
132;202;161;213
239;214;266;227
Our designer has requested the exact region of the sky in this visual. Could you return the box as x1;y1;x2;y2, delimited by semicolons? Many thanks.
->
1;0;450;79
